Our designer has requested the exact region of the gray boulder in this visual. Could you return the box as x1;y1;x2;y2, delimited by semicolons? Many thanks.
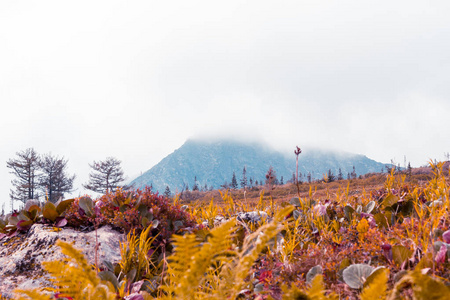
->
0;224;124;298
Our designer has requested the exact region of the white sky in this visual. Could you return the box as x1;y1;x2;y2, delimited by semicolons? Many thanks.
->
1;0;450;211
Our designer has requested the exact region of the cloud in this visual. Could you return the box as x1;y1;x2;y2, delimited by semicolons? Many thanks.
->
1;1;450;211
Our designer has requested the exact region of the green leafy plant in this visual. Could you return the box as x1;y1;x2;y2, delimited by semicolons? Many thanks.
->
0;198;74;240
343;264;377;289
42;198;74;227
65;188;196;239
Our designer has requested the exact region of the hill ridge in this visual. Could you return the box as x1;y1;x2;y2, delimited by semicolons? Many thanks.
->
130;139;387;193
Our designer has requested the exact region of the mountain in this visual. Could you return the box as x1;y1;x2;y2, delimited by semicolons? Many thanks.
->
130;139;388;193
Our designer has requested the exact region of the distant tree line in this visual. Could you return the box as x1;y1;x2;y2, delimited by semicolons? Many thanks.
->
218;166;286;190
162;162;368;196
217;164;364;188
180;163;366;193
7;148;125;209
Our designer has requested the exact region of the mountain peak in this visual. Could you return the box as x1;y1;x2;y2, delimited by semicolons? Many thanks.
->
130;139;387;193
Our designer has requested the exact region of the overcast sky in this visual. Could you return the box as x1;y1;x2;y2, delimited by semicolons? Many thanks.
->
1;0;450;211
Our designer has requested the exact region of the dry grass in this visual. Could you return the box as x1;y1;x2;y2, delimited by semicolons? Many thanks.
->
178;168;444;209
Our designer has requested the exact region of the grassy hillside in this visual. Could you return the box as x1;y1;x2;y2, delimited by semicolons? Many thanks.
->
2;162;450;299
178;164;440;207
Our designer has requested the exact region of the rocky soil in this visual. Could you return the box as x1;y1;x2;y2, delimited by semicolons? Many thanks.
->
0;224;124;298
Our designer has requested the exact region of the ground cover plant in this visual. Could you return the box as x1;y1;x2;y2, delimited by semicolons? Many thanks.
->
1;161;450;299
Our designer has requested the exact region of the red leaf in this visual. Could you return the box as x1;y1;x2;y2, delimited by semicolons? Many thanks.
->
443;229;450;243
435;244;447;264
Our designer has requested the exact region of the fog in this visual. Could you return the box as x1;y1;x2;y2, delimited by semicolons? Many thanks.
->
1;1;450;211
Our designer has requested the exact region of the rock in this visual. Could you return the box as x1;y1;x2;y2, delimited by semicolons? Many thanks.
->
201;211;271;229
0;224;124;298
201;215;227;228
237;211;269;224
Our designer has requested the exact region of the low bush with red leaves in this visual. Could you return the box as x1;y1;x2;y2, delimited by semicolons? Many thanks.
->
65;187;197;240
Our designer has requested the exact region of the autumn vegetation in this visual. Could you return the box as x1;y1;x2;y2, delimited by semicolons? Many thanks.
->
1;156;450;299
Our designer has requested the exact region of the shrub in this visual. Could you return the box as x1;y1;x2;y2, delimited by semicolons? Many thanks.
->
65;188;197;240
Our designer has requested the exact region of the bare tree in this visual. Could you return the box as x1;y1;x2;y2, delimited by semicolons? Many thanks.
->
39;153;75;203
7;148;41;204
84;157;125;194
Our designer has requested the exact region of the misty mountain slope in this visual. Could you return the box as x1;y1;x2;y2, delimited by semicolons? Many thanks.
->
130;139;387;193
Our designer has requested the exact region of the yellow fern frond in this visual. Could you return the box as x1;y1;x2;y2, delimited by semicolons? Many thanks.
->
307;275;337;300
119;225;157;281
215;206;294;299
11;289;52;300
307;275;326;300
360;268;389;300
279;283;309;300
14;240;117;300
163;219;237;299
277;275;337;300
388;270;450;300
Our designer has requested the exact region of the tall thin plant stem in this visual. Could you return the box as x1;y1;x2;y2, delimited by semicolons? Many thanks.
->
295;146;302;197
